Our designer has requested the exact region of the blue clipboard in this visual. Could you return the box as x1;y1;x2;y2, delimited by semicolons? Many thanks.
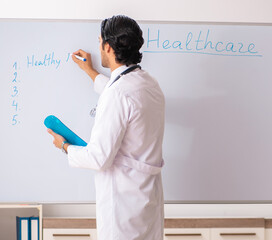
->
44;115;87;147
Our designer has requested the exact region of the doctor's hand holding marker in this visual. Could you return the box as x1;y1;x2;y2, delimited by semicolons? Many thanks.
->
71;50;99;81
72;54;86;62
47;15;165;240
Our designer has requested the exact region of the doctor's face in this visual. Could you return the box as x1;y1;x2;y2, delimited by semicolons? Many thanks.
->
99;36;109;68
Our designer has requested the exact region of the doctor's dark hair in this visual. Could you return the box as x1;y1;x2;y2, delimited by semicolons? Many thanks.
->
101;15;144;66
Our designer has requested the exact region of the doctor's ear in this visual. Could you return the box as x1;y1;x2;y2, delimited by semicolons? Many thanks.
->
104;42;112;53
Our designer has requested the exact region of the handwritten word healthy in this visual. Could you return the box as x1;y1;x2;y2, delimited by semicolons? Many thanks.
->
145;29;261;57
11;62;20;125
27;52;61;69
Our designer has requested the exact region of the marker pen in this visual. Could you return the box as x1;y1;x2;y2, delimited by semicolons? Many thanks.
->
71;54;86;62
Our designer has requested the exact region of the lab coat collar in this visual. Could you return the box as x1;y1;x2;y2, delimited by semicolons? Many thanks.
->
106;65;133;88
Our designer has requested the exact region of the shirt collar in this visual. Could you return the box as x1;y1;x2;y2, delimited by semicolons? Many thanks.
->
106;65;131;88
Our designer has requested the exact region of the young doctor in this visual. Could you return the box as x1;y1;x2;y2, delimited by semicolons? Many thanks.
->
48;15;165;240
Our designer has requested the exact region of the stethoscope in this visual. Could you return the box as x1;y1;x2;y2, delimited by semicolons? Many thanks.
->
90;65;141;118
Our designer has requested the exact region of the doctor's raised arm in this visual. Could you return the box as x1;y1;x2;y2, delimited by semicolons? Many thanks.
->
72;49;110;95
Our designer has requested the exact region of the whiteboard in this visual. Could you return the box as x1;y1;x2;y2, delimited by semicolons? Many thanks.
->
1;20;272;203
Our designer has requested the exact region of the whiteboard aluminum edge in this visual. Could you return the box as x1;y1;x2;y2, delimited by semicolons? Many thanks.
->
0;18;272;26
40;203;272;218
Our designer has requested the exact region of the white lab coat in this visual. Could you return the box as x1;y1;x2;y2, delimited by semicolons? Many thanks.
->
67;65;165;240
